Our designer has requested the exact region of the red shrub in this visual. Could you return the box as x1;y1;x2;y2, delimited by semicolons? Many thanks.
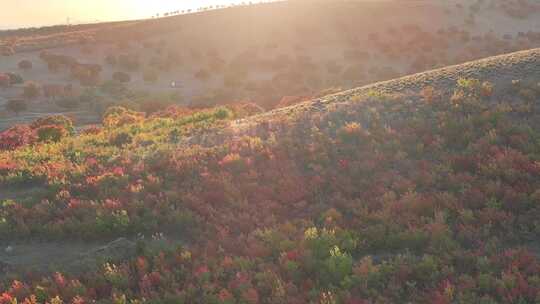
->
0;73;10;88
0;125;37;150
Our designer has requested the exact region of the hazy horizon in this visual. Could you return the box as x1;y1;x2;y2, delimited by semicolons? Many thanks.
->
0;0;262;30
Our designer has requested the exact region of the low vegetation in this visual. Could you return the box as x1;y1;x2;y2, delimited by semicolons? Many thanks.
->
0;1;540;303
0;78;539;303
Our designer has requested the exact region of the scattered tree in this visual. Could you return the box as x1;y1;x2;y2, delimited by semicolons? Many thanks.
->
31;115;74;135
18;60;33;70
6;99;27;116
0;125;36;150
0;74;10;88
36;125;67;142
6;72;23;85
43;84;65;100
23;81;41;99
71;64;101;86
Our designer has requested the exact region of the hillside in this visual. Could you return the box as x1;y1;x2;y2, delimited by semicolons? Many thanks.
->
265;48;540;111
1;48;540;303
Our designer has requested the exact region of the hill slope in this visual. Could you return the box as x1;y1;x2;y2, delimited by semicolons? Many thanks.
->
3;0;540;132
221;48;540;139
1;49;540;303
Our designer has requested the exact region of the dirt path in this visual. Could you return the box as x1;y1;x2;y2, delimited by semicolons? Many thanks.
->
0;185;48;202
0;237;184;278
0;186;185;278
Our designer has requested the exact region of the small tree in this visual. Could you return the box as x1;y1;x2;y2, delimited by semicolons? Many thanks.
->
6;73;23;85
23;81;41;99
0;74;10;88
43;84;65;100
31;115;75;135
0;125;37;150
18;60;33;70
112;71;131;83
36;125;67;142
6;99;27;116
71;64;101;86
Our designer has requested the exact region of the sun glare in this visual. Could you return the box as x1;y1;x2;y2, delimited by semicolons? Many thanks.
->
1;0;249;28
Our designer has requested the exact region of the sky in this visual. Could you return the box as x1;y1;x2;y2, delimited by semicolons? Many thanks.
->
0;0;252;29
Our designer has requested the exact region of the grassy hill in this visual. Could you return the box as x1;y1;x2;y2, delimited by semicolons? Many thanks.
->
0;48;540;303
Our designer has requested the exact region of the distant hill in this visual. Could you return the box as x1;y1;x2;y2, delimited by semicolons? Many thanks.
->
1;0;539;132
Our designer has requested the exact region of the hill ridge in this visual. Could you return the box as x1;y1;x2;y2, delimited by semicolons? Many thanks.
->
254;47;540;122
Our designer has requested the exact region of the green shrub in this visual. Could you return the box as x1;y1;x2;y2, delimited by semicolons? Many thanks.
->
36;125;67;142
31;115;74;135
